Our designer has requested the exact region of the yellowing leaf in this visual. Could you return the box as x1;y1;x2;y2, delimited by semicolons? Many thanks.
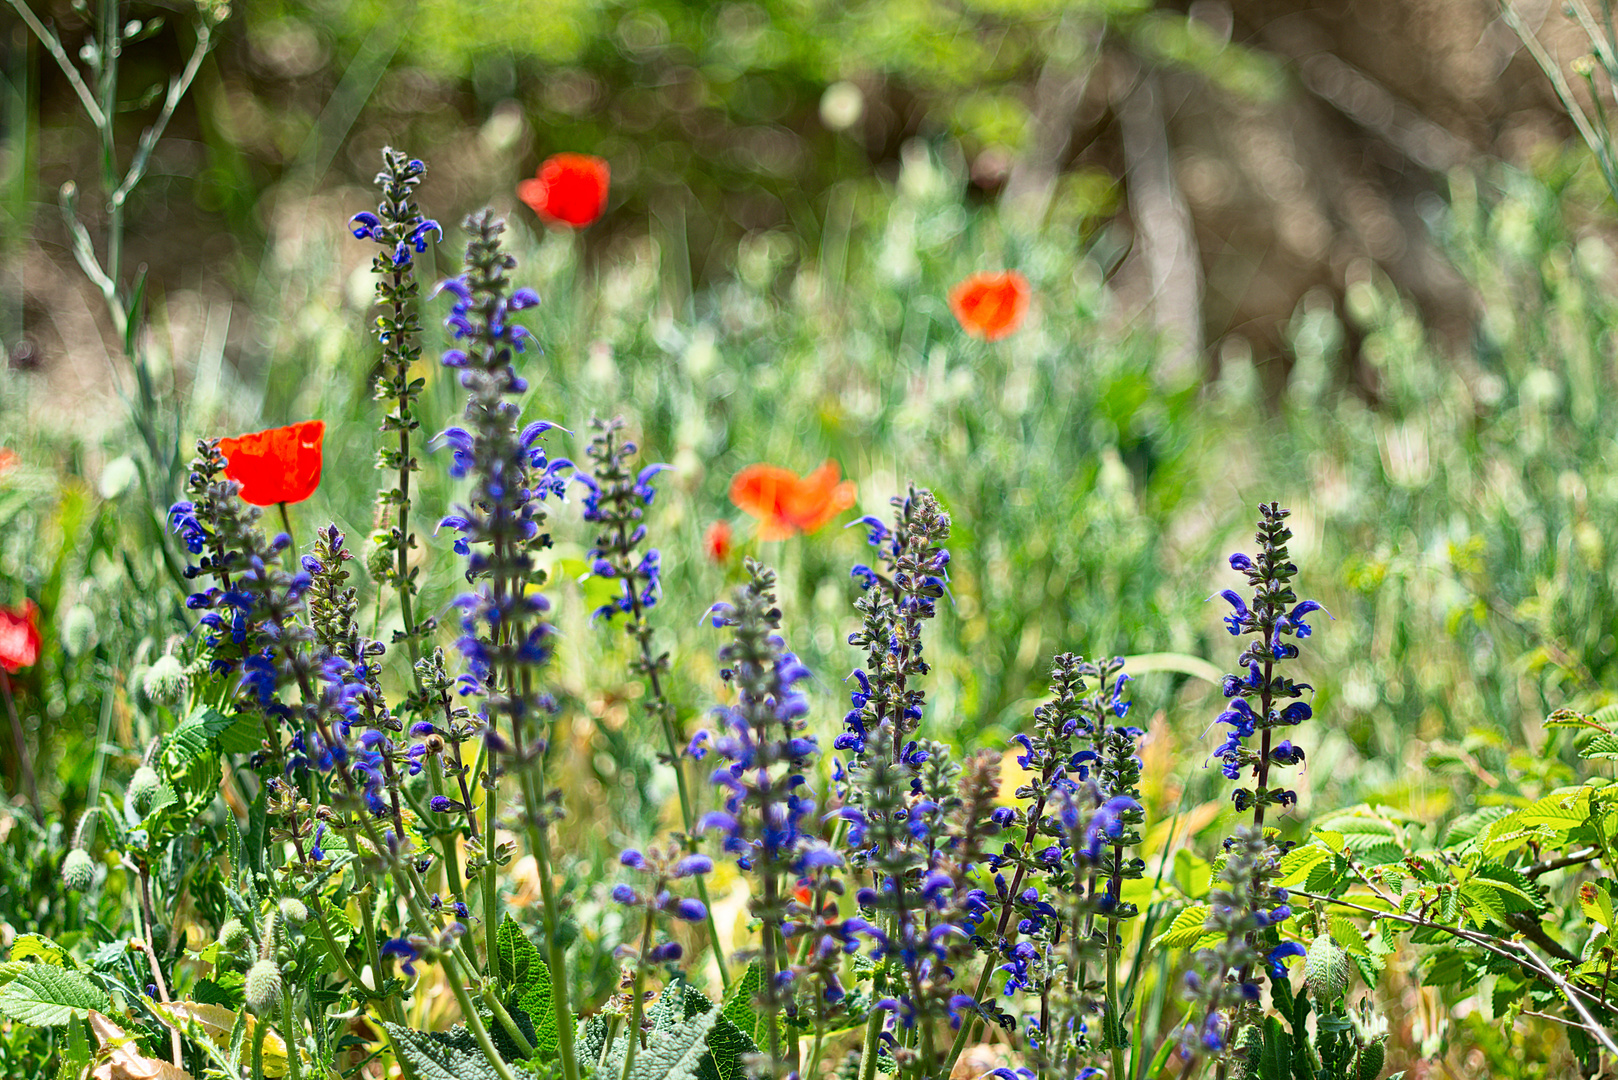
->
150;1000;293;1077
89;1010;193;1080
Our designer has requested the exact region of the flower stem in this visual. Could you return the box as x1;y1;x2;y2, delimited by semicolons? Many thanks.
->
519;758;582;1080
0;670;41;822
280;980;303;1080
619;904;658;1080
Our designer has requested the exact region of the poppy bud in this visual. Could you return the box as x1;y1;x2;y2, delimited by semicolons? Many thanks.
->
1355;1036;1386;1080
278;898;308;926
218;918;251;952
128;765;162;815
245;959;283;1016
142;654;189;708
61;849;94;892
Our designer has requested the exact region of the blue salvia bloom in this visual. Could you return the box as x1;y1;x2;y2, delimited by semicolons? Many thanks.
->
432;212;564;753
348;151;441;268
577;416;662;622
351;148;440;642
609;840;714;971
170;439;262;679
1184;502;1320;1062
838;486;951;764
303;524;418;834
1076;657;1145;920
1179;827;1302;1058
1210;502;1322;816
695;559;823;1070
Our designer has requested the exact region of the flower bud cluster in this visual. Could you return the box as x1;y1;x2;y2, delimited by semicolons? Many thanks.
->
839;487;951;760
610;841;714;967
350;148;440;644
577;416;666;623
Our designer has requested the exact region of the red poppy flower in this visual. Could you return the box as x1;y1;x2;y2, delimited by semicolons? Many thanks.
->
517;153;611;228
0;601;40;673
0;449;16;478
704;520;734;563
730;462;857;541
949;270;1031;341
219;420;326;507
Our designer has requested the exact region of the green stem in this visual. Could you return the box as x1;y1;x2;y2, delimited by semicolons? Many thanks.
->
1107;915;1126;1080
251;1015;268;1080
619;904;658;1080
429;766;468;910
614;496;729;991
520;761;582;1080
805;1023;826;1080
314;899;372;996
277;502;297;569
280;980;303;1080
858;1007;884;1080
654;703;729;987
483;759;501;987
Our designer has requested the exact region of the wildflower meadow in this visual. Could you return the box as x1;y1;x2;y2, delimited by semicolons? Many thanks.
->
8;2;1618;1080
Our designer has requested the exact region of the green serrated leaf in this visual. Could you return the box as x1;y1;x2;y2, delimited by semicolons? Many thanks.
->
1276;845;1331;887
1460;882;1509;927
0;965;110;1026
720;961;765;1047
1317;815;1395;838
1443;806;1513;849
9;935;70;967
218;714;267;756
381;1022;505;1080
697;1013;754;1080
1261;1016;1291;1079
1471;865;1543;910
598;994;724;1080
496;916;559;1058
165;706;235;772
1152;904;1212;949
1516;788;1590;830
1328;917;1368;956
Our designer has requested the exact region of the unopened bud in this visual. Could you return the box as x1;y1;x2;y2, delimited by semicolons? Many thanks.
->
245;959;282;1016
61;849;94;892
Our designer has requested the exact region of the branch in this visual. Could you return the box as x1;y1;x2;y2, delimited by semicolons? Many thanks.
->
112;21;214;208
5;0;106;128
1294;888;1618;1053
1525;846;1602;879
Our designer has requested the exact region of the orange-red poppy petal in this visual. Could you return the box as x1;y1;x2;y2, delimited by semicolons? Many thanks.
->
518;153;610;228
219;420;326;507
0;600;41;673
949;270;1031;341
729;461;856;539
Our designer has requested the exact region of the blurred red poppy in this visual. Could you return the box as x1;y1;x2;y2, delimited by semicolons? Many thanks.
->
730;462;856;541
219;420;325;506
0;601;40;673
517;153;610;228
704;520;734;563
0;449;16;478
949;270;1031;341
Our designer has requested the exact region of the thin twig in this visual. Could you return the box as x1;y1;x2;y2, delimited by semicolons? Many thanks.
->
111;22;214;208
1525;846;1602;878
1292;888;1618;1053
4;0;105;126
